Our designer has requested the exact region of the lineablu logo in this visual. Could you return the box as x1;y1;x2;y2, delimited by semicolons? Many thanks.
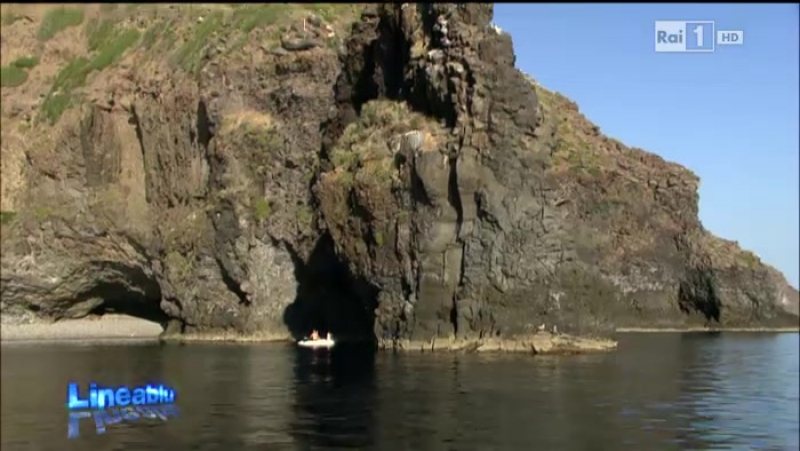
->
655;21;744;53
66;381;180;439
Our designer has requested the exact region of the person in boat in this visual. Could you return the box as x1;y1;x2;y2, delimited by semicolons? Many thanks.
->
326;332;332;341
310;330;320;340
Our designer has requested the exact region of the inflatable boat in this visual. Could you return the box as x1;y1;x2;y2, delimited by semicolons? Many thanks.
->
297;338;335;349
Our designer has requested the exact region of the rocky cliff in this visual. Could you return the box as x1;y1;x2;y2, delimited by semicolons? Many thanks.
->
1;4;796;345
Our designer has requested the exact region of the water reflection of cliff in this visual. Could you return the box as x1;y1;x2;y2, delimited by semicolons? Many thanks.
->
288;344;377;449
369;349;690;450
2;334;797;450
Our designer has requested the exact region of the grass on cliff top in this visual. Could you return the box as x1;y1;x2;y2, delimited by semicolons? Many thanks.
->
231;3;287;33
40;20;141;124
527;79;606;178
0;65;28;88
169;4;289;73
141;19;178;52
170;11;225;74
169;3;360;73
28;3;362;123
554;120;603;177
0;56;41;88
704;234;763;269
37;7;85;41
1;13;23;26
11;55;40;69
172;3;355;73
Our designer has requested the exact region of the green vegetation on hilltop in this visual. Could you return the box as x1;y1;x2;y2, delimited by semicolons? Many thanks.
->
0;56;40;88
37;7;84;41
1;13;23;26
169;3;300;73
11;55;40;69
738;251;760;269
86;17;120;51
28;3;362;123
0;65;28;88
89;28;140;72
170;11;224;74
40;21;141;124
141;18;177;52
231;3;287;34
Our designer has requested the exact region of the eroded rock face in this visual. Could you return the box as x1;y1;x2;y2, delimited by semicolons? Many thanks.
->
1;39;351;338
318;4;571;342
315;3;798;345
1;4;796;342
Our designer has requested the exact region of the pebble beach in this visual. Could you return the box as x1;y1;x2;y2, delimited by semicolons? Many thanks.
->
0;314;163;343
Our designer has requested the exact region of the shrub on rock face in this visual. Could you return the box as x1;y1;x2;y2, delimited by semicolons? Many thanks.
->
328;100;439;181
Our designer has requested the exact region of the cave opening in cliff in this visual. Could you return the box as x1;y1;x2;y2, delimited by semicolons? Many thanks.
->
283;234;378;344
678;270;722;324
82;263;169;328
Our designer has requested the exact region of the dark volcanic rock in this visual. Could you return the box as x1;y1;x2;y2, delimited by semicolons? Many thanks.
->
1;4;796;343
314;3;798;345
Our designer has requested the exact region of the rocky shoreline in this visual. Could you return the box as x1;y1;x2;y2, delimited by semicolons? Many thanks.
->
3;316;796;354
161;330;619;355
1;314;616;355
384;333;617;354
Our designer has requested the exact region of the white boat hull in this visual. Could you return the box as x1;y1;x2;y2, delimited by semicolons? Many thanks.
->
297;339;335;349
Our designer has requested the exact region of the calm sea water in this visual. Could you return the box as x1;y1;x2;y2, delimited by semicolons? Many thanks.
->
1;333;798;450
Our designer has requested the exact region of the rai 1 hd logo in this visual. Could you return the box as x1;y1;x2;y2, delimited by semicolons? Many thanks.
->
655;21;744;53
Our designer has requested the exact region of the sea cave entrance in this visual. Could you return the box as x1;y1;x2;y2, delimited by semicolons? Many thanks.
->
283;233;379;344
76;262;169;337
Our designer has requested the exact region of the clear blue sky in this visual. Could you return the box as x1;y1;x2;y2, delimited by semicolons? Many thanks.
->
494;3;799;287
